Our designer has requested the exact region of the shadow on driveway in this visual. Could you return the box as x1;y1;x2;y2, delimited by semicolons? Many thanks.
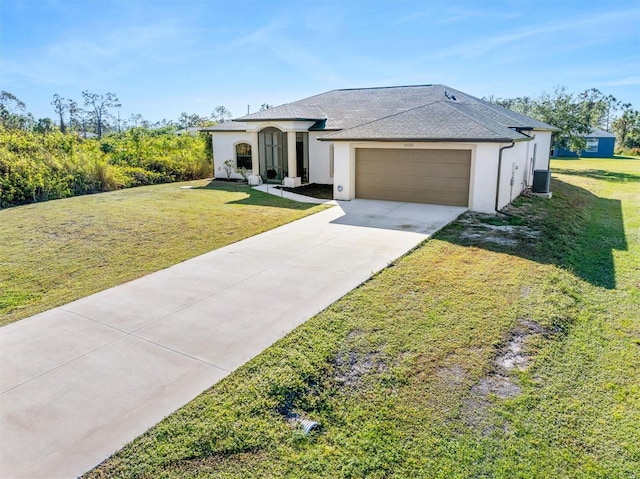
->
330;200;467;235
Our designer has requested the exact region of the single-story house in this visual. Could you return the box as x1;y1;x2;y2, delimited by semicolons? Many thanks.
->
202;84;558;213
553;129;616;158
176;126;200;136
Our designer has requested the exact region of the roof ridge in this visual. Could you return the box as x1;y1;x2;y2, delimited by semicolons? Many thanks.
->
332;84;435;92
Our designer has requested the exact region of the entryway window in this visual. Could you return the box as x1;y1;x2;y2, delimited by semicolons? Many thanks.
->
258;127;287;182
235;143;252;170
296;131;309;183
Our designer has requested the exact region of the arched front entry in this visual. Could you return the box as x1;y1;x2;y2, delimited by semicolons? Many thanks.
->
258;127;288;182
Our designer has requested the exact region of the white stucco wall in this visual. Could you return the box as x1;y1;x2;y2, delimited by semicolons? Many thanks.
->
494;131;553;210
212;121;320;181
510;130;552;195
469;143;500;213
308;131;334;185
496;141;529;211
211;131;254;180
532;130;552;171
332;142;354;201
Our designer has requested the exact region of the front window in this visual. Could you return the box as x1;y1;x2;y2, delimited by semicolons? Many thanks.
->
236;143;252;170
585;139;599;152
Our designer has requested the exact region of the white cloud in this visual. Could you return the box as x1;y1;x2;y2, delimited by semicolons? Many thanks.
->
438;7;523;24
2;19;191;88
393;5;522;26
432;7;640;59
225;16;347;85
600;77;640;87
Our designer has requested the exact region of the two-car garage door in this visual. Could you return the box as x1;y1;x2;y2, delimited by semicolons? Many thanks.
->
355;148;471;207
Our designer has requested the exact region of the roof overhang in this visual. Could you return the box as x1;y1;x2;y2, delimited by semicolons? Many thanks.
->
199;127;246;133
317;136;532;143
235;117;325;122
531;126;561;132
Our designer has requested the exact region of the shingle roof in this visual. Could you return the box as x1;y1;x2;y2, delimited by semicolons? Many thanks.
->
203;84;558;140
588;128;616;138
200;121;248;132
235;104;327;122
319;100;526;142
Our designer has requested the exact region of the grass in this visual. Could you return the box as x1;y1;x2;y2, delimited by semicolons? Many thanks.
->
0;179;326;327
84;156;640;478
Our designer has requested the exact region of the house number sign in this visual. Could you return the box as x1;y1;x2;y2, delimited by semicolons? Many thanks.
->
404;143;414;148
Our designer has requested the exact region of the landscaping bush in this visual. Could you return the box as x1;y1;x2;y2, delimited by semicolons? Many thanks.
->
615;146;640;157
0;127;211;208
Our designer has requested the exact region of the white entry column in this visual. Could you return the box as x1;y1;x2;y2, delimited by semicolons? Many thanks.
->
285;131;300;187
250;131;259;174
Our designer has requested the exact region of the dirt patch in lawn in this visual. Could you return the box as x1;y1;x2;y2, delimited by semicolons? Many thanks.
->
462;319;546;434
457;213;541;247
495;320;545;372
277;183;333;200
333;350;388;390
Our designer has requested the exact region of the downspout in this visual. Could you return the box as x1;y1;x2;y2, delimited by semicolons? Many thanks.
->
209;133;215;177
495;142;515;212
517;129;534;188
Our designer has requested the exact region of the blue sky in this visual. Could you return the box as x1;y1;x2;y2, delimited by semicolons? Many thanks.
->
1;0;639;124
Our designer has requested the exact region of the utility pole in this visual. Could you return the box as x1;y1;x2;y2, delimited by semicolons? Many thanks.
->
247;105;250;115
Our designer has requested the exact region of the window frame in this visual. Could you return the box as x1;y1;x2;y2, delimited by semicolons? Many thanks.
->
235;142;252;170
585;138;599;153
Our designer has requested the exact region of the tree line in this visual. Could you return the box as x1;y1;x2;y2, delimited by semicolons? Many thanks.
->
0;91;217;208
0;91;278;208
0;90;269;138
486;87;640;155
0;125;211;208
1;86;637;209
2;86;637;154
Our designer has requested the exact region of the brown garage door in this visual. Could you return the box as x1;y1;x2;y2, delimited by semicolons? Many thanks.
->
355;148;471;206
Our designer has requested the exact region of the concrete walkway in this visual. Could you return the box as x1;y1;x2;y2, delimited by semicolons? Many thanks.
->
0;199;465;478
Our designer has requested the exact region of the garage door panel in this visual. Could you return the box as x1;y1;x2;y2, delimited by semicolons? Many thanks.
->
360;149;470;164
358;161;469;179
358;188;468;205
356;148;471;206
357;175;469;191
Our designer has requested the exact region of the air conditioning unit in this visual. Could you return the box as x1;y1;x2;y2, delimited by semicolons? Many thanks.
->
532;170;551;193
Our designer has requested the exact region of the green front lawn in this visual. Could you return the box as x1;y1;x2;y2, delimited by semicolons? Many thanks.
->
85;158;640;478
0;180;326;327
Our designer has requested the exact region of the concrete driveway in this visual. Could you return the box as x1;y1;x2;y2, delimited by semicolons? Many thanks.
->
0;199;465;478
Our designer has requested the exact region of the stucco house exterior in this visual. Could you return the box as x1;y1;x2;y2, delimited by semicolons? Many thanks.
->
553;129;616;158
202;85;557;213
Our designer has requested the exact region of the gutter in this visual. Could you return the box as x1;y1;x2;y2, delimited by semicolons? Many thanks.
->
234;117;326;122
316;136;526;143
495;142;515;212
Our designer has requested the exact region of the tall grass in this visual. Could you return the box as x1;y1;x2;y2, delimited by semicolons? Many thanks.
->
0;127;211;208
